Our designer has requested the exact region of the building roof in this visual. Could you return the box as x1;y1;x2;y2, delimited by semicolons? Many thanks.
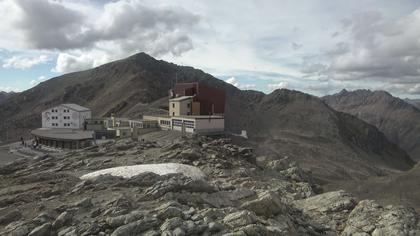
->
175;115;225;120
62;103;91;112
31;128;94;141
169;96;194;102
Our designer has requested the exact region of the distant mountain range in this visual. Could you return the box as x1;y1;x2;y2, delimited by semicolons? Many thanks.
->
324;89;420;161
405;98;420;109
0;53;414;183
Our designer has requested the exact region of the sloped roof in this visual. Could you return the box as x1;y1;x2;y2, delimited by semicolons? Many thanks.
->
169;96;193;102
62;103;91;112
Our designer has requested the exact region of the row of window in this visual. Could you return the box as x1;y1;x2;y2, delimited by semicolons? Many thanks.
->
52;116;71;120
51;123;72;127
172;119;195;129
160;120;171;126
51;109;71;113
171;103;191;108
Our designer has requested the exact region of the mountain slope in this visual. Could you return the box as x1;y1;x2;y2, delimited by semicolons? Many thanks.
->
406;98;420;110
0;91;14;105
0;53;414;182
230;89;414;182
324;89;420;160
0;53;233;142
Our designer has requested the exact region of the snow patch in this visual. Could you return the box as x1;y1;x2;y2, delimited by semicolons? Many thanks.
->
80;163;206;181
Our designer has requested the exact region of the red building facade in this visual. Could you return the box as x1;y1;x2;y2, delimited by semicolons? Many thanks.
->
171;82;226;115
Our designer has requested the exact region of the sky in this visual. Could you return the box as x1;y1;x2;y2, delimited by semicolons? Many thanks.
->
1;0;420;98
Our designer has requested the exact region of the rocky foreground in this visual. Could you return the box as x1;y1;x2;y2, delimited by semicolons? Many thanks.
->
0;136;419;236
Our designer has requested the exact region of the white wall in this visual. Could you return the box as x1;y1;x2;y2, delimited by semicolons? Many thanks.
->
42;105;91;129
195;118;225;132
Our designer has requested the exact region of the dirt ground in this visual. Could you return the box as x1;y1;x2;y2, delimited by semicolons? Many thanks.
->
0;146;20;165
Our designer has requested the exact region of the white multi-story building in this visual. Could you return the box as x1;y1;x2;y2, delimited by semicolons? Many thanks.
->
42;104;91;129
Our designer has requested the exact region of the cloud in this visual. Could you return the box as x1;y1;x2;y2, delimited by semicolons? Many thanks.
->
225;77;239;87
292;42;303;50
30;75;47;86
303;8;420;84
52;53;98;73
224;77;256;90
0;86;21;92
13;0;199;63
267;82;288;91
14;0;88;50
2;55;49;69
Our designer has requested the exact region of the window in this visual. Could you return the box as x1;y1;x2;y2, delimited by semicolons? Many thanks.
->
172;112;175;116
172;103;175;108
187;103;190;108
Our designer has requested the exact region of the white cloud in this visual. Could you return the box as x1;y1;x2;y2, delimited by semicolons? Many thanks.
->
53;53;95;73
2;55;49;69
239;84;256;90
267;82;288;91
0;86;21;92
225;77;239;87
224;77;256;90
30;75;47;86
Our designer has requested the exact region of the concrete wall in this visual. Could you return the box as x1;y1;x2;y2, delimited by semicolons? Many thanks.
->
42;105;91;129
195;118;225;133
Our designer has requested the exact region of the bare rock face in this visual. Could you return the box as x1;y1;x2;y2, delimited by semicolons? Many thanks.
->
294;190;358;233
0;137;419;236
28;223;52;236
342;200;420;236
223;210;258;228
324;89;420;161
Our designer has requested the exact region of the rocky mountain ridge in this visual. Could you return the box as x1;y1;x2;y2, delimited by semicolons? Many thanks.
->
1;136;419;236
323;89;420;160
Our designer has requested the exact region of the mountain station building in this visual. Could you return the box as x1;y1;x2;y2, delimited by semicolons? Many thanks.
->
31;103;94;149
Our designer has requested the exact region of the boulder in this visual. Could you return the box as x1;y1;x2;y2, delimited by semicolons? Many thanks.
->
241;191;287;217
179;148;202;161
7;224;30;236
208;222;224;232
342;200;420;236
294;190;357;232
0;209;21;225
157;206;184;220
28;223;52;236
160;217;183;232
73;197;93;209
111;216;159;236
52;211;72;229
223;210;257;228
